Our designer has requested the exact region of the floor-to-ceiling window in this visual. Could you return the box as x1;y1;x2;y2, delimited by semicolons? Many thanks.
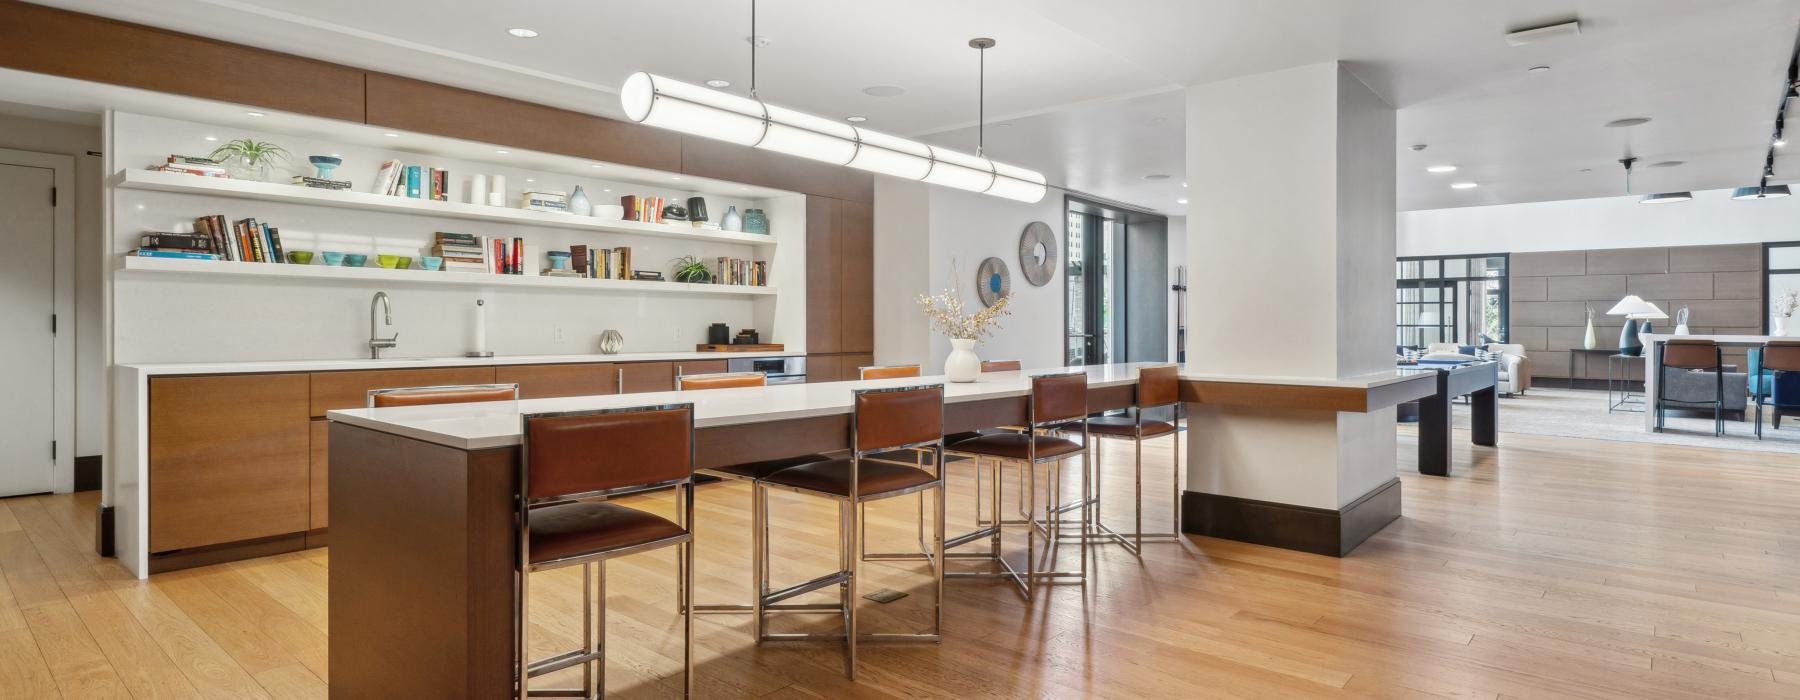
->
1765;242;1800;332
1066;198;1167;365
1396;254;1509;350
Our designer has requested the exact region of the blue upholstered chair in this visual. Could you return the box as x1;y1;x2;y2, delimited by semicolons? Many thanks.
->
1752;343;1800;439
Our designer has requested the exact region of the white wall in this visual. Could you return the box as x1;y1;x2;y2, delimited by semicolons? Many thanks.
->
872;176;931;367
1399;188;1800;257
0;112;104;458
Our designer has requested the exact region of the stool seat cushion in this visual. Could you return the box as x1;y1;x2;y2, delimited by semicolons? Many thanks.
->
763;458;936;498
529;501;685;564
948;432;1084;460
705;454;830;480
1085;415;1176;438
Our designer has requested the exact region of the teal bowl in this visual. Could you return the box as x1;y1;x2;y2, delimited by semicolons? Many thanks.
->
320;251;346;266
343;253;368;267
421;256;443;271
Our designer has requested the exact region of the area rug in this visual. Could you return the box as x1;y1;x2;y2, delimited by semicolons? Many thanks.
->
1446;387;1800;454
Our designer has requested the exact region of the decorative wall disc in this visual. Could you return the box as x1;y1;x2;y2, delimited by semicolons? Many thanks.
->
976;256;1011;307
1018;221;1057;286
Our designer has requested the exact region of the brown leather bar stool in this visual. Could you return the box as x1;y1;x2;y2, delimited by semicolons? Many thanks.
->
1081;365;1182;555
980;359;1023;372
675;371;830;622
1656;338;1725;436
1755;339;1800;439
945;371;1089;601
859;363;922;380
755;384;946;680
517;403;696;699
367;383;519;407
854;364;935;564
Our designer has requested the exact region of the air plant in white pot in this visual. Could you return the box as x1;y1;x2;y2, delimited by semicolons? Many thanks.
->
917;267;1011;382
1775;290;1800;337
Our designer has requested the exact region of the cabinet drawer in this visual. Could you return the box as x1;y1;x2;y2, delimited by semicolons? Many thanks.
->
495;363;618;399
618;361;675;393
309;366;497;416
150;374;310;552
674;359;727;379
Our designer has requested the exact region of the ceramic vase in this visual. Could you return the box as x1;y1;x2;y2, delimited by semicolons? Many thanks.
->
743;208;769;234
599;329;624;354
569;185;592;216
1582;315;1597;349
1777;317;1791;337
944;338;980;383
721;205;743;232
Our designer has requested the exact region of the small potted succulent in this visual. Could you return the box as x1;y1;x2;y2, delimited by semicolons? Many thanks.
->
209;138;289;182
672;254;712;284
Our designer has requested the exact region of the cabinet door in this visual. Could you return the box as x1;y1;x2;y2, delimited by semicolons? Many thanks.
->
309;366;498;416
495;363;618;399
842;354;875;379
674;359;727;381
309;419;328;530
805;196;842;354
806;354;841;383
150;374;310;552
839;200;874;353
619;361;675;393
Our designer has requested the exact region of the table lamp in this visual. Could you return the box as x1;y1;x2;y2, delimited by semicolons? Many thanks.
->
1606;295;1666;356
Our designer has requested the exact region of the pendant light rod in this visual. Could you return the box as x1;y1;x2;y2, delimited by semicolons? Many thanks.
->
1619;156;1636;195
970;38;994;157
749;0;757;96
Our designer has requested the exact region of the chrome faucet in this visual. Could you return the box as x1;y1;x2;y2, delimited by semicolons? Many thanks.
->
369;291;398;358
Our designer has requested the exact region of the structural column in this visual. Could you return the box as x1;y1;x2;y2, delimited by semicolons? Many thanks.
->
1181;62;1400;556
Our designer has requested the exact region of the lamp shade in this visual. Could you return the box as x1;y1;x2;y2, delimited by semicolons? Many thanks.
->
1632;302;1669;321
1606;295;1660;317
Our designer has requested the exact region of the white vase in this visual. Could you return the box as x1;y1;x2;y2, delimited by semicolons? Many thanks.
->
1582;316;1597;349
1777;317;1791;337
568;185;592;216
944;338;980;383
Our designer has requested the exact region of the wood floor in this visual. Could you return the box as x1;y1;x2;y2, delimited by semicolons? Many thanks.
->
4;429;1800;698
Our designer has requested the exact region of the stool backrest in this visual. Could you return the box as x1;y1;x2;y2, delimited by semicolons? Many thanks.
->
1662;339;1720;370
859;364;921;380
981;360;1022;372
1764;339;1800;372
1031;372;1088;427
521;404;694;502
679;371;764;390
852;385;943;453
368;383;519;408
1137;365;1180;408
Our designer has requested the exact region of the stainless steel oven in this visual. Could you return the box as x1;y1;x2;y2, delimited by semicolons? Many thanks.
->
727;355;806;384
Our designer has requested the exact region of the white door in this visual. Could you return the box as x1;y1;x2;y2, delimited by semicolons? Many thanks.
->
0;162;56;496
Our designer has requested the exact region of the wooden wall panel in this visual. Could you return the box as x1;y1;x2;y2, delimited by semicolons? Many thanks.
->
363;73;680;172
839;200;875;353
0;1;364;122
494;363;617;399
680;137;874;203
149;374;310;552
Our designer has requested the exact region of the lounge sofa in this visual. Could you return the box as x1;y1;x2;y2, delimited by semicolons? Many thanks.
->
1425;343;1532;396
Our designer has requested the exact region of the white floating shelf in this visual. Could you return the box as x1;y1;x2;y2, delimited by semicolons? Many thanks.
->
112;168;779;247
118;256;778;297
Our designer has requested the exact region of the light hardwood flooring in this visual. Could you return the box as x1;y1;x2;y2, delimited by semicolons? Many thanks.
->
4;429;1800;698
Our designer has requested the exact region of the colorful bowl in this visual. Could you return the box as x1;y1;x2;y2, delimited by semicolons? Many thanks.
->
546;251;571;270
321;251;346;266
420;256;443;271
377;254;401;269
396;256;413;270
343;253;368;267
286;251;315;265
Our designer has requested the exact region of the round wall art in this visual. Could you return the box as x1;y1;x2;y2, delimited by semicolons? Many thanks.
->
976;256;1011;307
1017;221;1057;286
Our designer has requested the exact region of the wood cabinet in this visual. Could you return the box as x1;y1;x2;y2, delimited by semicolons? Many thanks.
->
495;363;617;399
839;200;874;353
805;354;841;383
807;194;874;370
308;366;498;416
674;359;727;380
149;374;310;552
619;361;675;393
806;196;843;354
309;419;329;530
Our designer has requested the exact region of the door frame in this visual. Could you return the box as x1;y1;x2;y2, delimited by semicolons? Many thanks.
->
0;147;76;494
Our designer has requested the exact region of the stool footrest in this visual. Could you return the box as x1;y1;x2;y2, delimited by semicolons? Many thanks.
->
763;571;850;606
944;527;999;550
527;648;603;678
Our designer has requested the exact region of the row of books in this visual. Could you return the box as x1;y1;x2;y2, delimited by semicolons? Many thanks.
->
620;195;667;224
150;154;229;178
432;232;538;275
130;215;287;262
716;258;769;286
571;245;633;280
373;161;449;201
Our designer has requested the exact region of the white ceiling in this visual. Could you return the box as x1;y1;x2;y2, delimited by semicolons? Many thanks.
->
19;0;1800;212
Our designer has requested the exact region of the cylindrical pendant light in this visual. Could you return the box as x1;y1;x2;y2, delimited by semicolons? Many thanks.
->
1732;184;1791;199
1639;191;1693;204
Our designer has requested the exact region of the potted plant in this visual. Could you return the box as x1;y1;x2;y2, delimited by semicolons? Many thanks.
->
209;138;289;182
1775;290;1799;337
917;267;1011;382
671;255;712;284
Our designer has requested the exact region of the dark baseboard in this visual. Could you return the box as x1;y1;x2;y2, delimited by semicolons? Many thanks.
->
1535;378;1643;392
74;455;102;492
1181;478;1401;557
148;533;308;574
95;504;114;557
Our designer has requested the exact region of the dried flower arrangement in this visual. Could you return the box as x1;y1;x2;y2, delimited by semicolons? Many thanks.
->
1776;290;1800;319
917;264;1011;341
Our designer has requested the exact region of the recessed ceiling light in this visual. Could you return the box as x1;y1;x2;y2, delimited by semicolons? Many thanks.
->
1176;198;1189;205
670;176;681;180
383;132;399;138
1528;65;1552;73
863;85;907;97
1426;165;1458;174
1578;168;1593;173
495;150;509;155
203;136;217;141
1182;181;1188;188
1143;174;1171;181
1450;182;1479;189
1650;160;1684;168
603;188;611;192
705;79;731;88
245;111;265;117
995;123;1012;128
590;164;604;168
1605;117;1652;128
1777;138;1789;148
1410;144;1428;152
525;178;535;183
507;28;539;38
845;115;868;123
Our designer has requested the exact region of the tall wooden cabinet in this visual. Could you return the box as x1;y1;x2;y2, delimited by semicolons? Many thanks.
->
807;195;875;377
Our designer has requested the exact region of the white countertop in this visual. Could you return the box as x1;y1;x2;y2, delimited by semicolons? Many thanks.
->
328;363;1152;450
1179;369;1423;389
1640;334;1782;346
117;350;804;376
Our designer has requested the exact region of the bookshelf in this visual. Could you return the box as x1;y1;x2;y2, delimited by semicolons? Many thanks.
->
113;168;781;248
118;255;778;297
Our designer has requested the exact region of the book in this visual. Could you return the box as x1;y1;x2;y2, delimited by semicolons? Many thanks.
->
406;166;422;198
168;155;222;167
570;245;589;279
511;237;524;275
615;246;631;279
142;232;212;250
373;160;402;195
267;225;286;263
292;175;352;189
129;248;219;260
153;165;231;177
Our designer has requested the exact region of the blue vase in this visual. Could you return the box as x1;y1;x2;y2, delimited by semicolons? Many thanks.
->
721;206;743;232
742;208;768;234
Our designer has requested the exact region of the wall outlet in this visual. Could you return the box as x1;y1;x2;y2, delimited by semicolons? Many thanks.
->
552;325;566;344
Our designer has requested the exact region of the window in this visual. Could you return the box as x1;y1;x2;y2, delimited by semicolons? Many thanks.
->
1396;254;1509;350
1766;242;1800;332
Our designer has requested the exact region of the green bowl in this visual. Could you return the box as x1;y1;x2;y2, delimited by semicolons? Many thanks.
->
286;251;314;265
377;254;402;269
396;256;413;270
